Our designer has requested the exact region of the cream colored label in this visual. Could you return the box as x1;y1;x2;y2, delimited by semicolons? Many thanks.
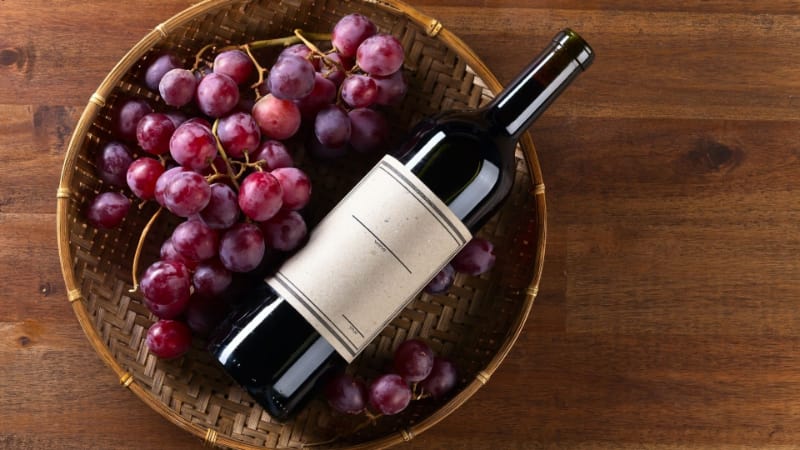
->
266;155;472;362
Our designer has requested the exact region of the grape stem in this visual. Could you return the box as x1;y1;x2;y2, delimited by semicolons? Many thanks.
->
294;29;344;71
211;119;241;190
128;205;164;293
240;43;269;99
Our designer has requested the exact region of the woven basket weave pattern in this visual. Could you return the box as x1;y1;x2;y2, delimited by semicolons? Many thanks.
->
57;0;546;448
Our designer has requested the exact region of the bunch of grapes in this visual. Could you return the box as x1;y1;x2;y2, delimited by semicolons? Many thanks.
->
325;339;458;416
86;13;410;359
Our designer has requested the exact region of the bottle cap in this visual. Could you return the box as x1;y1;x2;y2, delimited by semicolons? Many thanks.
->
553;29;595;71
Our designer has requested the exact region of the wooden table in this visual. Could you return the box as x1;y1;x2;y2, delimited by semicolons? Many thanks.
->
3;0;800;448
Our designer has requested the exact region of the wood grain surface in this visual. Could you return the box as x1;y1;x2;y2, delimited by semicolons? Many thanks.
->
3;0;800;448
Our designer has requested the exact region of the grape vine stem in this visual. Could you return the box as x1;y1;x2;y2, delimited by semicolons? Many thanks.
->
128;205;164;293
211;119;241;190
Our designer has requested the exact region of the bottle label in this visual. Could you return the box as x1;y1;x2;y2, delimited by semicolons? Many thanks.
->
266;155;472;362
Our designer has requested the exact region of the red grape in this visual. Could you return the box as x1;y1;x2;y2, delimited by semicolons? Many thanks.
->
266;55;316;100
196;72;240;117
356;34;404;77
126;157;165;200
192;259;233;296
341;75;378;108
112;98;152;141
368;374;411;415
159;68;197;108
319;52;350;86
348;108;389;153
136;113;175;155
171;219;219;262
451;237;496;276
145;319;192;359
278;43;320;70
86;192;130;229
253;140;294;170
270;167;311;211
424;263;455;294
199;182;239;229
219;222;266;273
213;50;254;85
217;111;261;159
163;170;212;217
238;171;283;221
160;238;198;271
95;141;133;187
164;111;189;128
419;357;458;398
252;94;301;140
331;14;377;58
154;166;190;206
139;260;191;317
325;373;368;415
393;339;434;382
145;52;181;91
169;121;218;170
314;104;351;149
259;210;307;252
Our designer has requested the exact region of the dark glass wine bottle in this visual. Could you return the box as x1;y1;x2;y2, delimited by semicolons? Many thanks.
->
208;29;594;421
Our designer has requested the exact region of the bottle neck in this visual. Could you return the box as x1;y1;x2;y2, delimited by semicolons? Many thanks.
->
485;29;594;140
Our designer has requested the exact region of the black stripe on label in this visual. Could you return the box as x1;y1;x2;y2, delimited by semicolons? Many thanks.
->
378;160;469;245
272;273;358;357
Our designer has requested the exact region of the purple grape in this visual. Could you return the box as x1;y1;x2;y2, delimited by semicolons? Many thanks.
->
348;108;389;153
253;140;294;170
185;293;229;336
213;50;254;85
145;53;181;91
196;72;240;117
145;319;192;359
111;98;152;141
356;34;405;77
267;55;316;100
373;70;408;105
332;14;377;58
136;113;175;156
219;223;265;273
325;373;368;415
307;133;348;160
199;183;239;229
419;357;458;398
95;141;133;187
169;121;217;170
154;166;190;206
126;157;164;200
314;104;351;149
259;210;307;252
86;192;130;229
278;43;320;70
171;219;219;262
163;171;212;217
393;339;435;382
294;73;337;120
451;237;496;276
341;75;378;108
217;112;261;159
159;68;197;108
424;263;456;294
164;111;189;128
319;52;351;86
368;374;411;415
238;171;283;221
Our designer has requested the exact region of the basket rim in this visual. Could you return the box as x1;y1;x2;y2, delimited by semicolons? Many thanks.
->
55;0;547;448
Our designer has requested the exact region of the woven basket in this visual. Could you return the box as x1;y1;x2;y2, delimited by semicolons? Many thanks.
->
56;0;546;448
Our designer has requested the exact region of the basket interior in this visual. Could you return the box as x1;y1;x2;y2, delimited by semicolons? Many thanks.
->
59;0;544;447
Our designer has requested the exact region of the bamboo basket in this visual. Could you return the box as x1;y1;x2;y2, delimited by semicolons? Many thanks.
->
56;0;547;448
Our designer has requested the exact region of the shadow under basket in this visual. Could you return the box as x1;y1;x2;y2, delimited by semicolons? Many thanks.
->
55;0;546;448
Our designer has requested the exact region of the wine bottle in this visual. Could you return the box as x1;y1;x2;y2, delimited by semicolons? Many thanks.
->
208;29;594;421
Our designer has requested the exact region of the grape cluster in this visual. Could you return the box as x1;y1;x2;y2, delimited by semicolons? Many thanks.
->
325;339;458;416
86;14;411;359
